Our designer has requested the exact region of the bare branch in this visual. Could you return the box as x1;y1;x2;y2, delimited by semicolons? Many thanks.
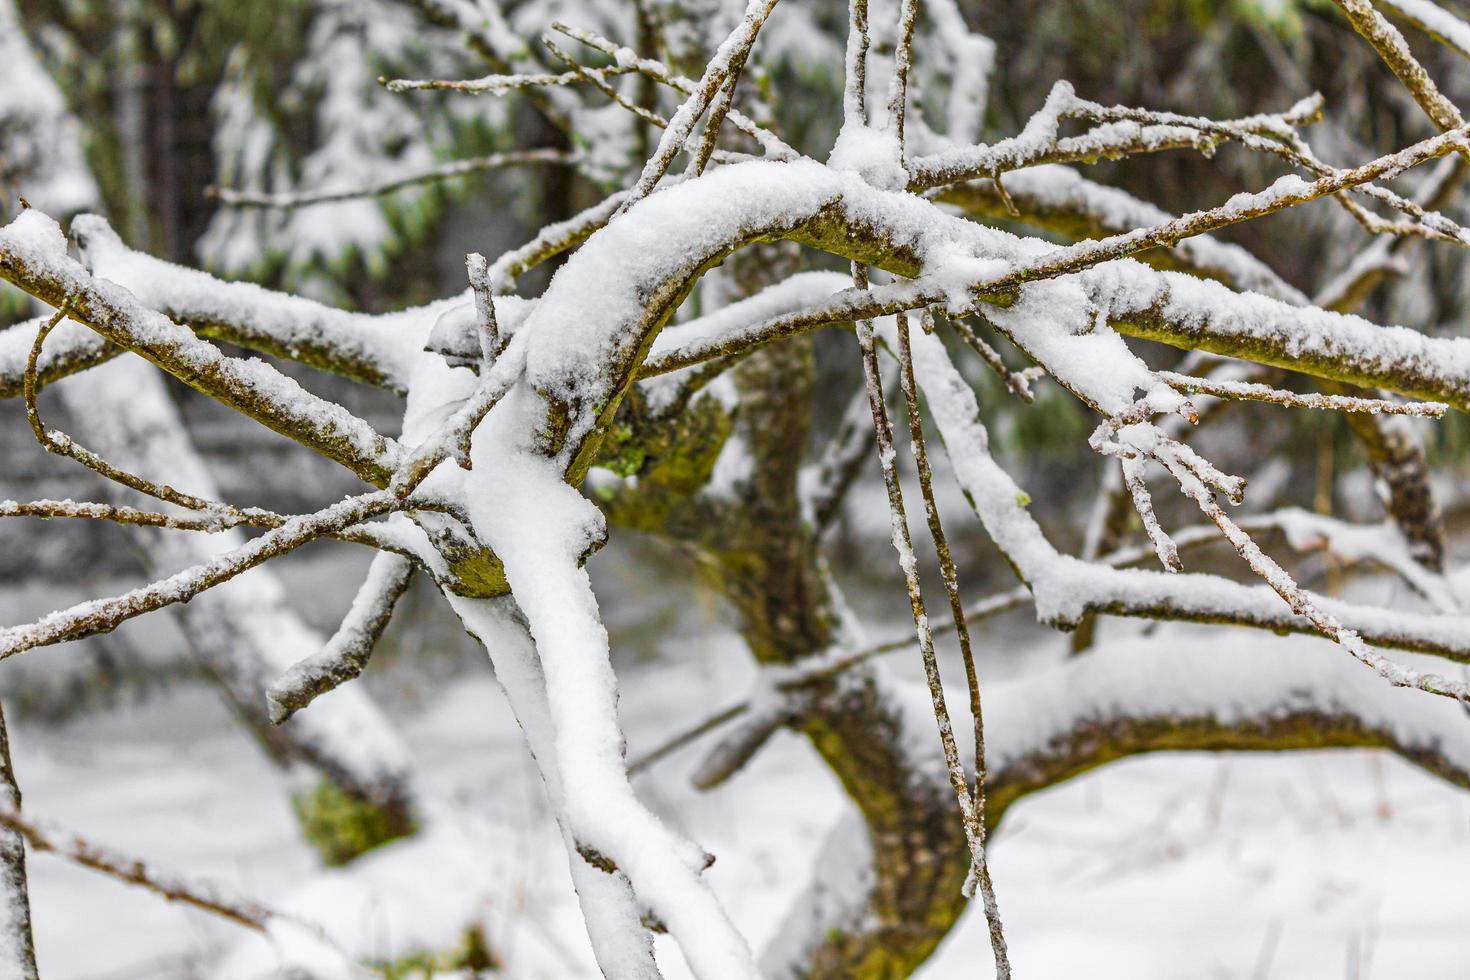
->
1;497;255;532
893;309;1011;972
944;311;1038;403
0;807;327;938
852;264;1011;975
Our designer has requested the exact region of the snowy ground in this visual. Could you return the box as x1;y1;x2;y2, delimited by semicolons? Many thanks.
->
5;599;1469;979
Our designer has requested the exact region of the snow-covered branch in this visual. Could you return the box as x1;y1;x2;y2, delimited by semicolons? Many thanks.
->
0;212;403;484
7;0;1470;972
0;708;36;980
267;552;416;723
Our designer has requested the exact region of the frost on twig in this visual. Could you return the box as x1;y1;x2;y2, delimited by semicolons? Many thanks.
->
1156;370;1448;415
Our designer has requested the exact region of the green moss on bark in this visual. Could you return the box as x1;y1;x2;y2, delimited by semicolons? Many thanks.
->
374;925;499;978
291;779;415;867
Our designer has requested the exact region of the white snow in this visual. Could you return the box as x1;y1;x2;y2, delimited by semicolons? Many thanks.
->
7;615;1470;978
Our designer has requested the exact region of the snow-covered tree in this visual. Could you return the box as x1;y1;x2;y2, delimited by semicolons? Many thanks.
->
3;0;1470;976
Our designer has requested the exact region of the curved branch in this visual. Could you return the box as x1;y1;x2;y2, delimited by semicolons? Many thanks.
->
768;633;1470;977
267;552;416;723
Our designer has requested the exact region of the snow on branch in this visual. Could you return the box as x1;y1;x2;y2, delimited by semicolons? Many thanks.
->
70;215;436;393
1378;0;1470;60
0;807;275;932
0;490;403;661
0;708;36;980
955;123;1470;302
1333;0;1467;131
0;210;404;484
267;552;416;723
10;0;1470;969
907;82;1322;189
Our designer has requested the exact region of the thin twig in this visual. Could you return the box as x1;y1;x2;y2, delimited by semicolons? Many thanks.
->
1;498;251;532
852;262;1006;968
1165;451;1470;699
0;809;271;932
382;64;634;94
1157;371;1447;415
844;0;870;126
885;0;920;147
541;37;669;132
0;707;37;980
614;0;782;211
25;310;280;525
555;24;798;161
207;148;574;209
943;312;1036;403
0;490;401;660
628;703;752;775
893;310;1011;974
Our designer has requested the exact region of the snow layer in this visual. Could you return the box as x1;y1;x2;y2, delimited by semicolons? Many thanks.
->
9;619;1470;978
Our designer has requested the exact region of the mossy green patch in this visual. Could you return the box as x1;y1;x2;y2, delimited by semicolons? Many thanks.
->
292;779;414;867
